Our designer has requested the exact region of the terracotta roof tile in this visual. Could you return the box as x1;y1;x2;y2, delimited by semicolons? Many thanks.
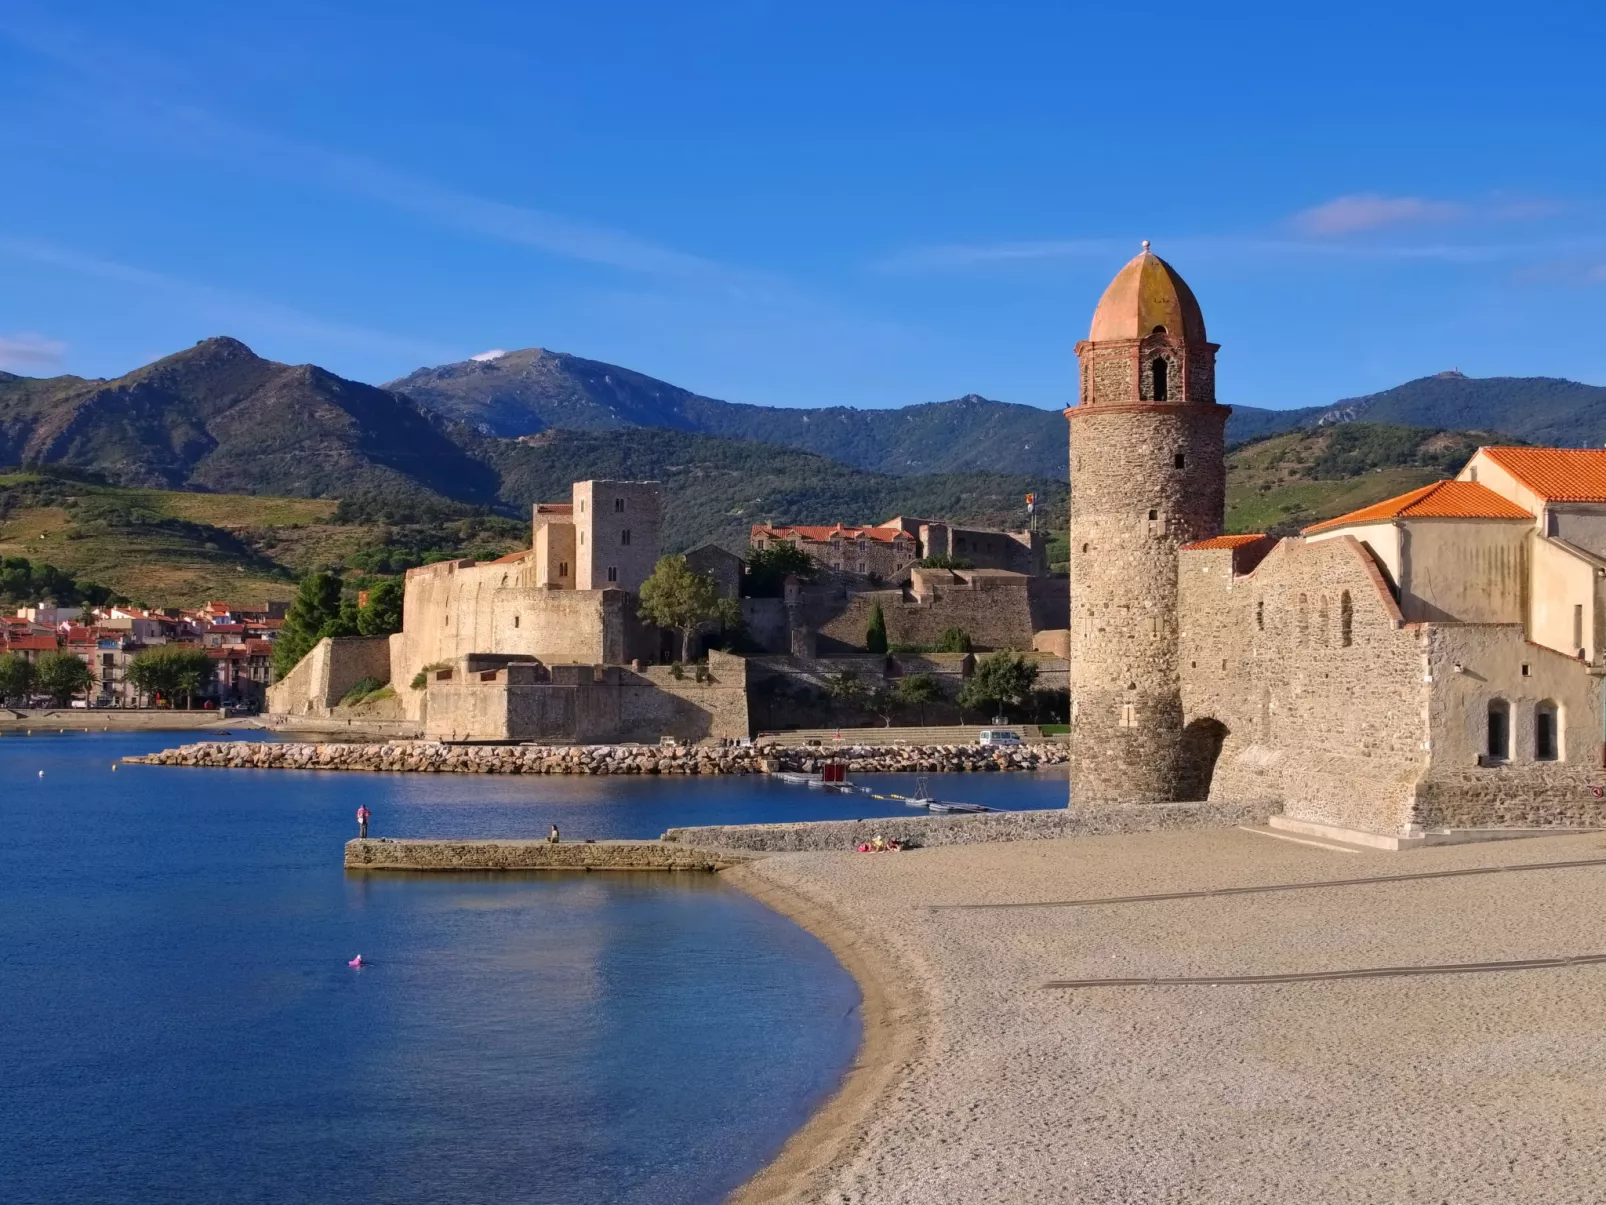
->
751;523;913;544
1480;446;1606;502
488;549;532;564
1303;481;1532;535
1179;533;1269;551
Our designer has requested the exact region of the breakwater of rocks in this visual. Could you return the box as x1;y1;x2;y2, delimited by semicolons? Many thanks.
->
124;740;1069;775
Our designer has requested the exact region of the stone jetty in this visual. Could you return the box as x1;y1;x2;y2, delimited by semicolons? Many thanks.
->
125;739;1069;775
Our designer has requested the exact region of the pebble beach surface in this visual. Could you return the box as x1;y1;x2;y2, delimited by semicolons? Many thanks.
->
732;827;1606;1204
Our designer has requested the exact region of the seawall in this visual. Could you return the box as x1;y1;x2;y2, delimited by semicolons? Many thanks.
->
344;838;749;871
125;740;1070;775
0;709;240;732
663;799;1278;852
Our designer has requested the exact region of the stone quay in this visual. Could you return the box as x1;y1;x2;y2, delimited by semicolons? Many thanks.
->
124;739;1070;776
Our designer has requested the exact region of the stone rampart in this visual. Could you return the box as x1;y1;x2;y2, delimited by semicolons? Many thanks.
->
344;838;748;871
265;635;393;716
662;798;1275;852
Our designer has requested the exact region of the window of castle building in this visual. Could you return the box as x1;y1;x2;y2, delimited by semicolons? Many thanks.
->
1521;662;1530;677
1573;604;1584;654
607;566;618;583
1487;699;1510;762
615;498;625;512
580;532;585;545
1148;508;1158;521
1536;700;1560;761
621;530;631;546
580;500;585;513
1256;600;1264;630
1151;358;1168;401
559;562;568;578
1119;702;1136;728
513;615;520;628
1173;453;1185;469
1081;543;1089;554
1340;591;1353;647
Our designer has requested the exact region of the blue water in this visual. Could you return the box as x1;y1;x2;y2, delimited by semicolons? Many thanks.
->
0;732;1066;1204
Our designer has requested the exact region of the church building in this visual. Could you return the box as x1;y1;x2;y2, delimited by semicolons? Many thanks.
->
1070;247;1606;848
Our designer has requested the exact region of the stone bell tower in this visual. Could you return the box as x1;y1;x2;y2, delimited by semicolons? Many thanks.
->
1066;243;1229;805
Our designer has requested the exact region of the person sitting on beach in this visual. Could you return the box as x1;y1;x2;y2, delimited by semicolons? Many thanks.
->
548;824;561;844
869;834;888;852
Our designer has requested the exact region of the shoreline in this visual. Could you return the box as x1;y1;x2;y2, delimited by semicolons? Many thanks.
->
721;859;925;1205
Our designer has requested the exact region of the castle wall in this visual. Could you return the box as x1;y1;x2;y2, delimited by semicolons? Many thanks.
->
811;574;1041;652
1179;536;1429;835
265;635;393;716
1068;402;1228;804
394;559;631;716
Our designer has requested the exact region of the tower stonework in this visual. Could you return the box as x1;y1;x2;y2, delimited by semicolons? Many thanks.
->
1067;246;1228;804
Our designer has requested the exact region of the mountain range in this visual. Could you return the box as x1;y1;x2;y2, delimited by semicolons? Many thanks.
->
5;336;1605;555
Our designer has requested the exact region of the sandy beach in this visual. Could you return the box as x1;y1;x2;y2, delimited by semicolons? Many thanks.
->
729;826;1606;1204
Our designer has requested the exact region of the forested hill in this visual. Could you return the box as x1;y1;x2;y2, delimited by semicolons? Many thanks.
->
387;346;1311;478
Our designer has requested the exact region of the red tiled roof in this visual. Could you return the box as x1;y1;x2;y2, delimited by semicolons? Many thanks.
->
1303;480;1533;534
245;640;274;656
6;635;58;651
488;549;533;564
1179;533;1269;551
751;523;913;544
535;502;574;515
1480;446;1606;503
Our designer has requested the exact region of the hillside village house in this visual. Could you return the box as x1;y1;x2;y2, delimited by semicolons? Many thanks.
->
749;516;1047;582
0;600;281;707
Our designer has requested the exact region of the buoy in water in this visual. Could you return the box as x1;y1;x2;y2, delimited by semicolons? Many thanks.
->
348;955;365;968
37;770;44;777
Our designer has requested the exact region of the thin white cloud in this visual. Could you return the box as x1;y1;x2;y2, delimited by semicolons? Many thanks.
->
0;330;67;371
1291;193;1467;236
873;239;1123;274
0;236;451;362
470;349;509;362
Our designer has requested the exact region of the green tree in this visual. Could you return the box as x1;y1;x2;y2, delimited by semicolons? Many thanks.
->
865;602;888;654
744;543;815;597
126;646;215;708
913;554;975;570
0;653;35;703
894;672;941;724
273;572;344;677
935;626;973;653
35;651;94;706
956;650;1038;721
357;578;404;636
824;670;866;706
637;555;739;662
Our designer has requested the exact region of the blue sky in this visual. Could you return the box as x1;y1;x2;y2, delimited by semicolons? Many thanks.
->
2;1;1604;412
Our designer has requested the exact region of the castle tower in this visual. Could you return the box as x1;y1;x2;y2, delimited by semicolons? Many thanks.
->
1067;244;1228;804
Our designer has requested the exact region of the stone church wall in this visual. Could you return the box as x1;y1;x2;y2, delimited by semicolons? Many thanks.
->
1179;536;1429;835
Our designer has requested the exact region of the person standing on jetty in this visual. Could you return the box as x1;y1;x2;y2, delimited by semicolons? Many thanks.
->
548;824;560;844
356;805;371;839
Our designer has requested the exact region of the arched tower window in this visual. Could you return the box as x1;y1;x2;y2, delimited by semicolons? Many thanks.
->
1151;357;1169;401
1487;699;1510;762
1339;591;1353;647
1535;700;1561;761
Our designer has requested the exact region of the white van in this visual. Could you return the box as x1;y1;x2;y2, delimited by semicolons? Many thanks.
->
977;728;1022;747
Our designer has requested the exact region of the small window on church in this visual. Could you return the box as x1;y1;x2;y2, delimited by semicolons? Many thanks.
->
1256;600;1264;630
1340;591;1353;647
1148;508;1158;521
1081;543;1089;554
1151;325;1167;335
1151;358;1168;401
513;615;520;628
1536;701;1560;761
1468;466;1479;483
1173;453;1185;469
1487;699;1510;762
559;561;568;578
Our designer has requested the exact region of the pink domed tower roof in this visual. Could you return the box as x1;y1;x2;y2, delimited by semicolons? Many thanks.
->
1088;242;1208;344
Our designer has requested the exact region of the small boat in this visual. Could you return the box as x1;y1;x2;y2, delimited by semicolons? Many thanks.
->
928;801;991;814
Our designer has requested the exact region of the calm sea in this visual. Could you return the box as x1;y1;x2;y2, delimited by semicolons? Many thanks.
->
0;731;1065;1204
